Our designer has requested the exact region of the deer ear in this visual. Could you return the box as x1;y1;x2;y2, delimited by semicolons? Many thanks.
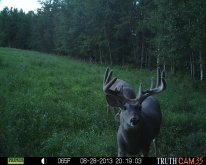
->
106;95;122;107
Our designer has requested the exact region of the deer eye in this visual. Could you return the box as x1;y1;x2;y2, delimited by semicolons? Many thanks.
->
122;105;127;111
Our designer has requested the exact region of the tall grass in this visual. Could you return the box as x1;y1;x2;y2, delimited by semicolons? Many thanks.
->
0;48;205;156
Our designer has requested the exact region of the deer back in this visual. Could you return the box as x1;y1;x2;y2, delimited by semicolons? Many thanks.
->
109;79;136;99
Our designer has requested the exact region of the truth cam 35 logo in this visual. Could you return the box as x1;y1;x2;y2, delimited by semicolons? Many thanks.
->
157;157;204;165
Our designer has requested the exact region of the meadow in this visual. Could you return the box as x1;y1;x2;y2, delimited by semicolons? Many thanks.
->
0;47;205;157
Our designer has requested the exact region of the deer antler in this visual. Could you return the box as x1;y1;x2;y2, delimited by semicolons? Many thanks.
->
136;67;166;103
103;67;126;102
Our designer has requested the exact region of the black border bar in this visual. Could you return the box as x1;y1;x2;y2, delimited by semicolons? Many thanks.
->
1;157;206;165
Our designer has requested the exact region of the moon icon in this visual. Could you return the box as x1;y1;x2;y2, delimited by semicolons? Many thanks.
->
41;158;47;164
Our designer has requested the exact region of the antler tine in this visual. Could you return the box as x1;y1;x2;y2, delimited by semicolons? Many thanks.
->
137;83;143;98
103;77;117;92
103;67;109;84
137;83;143;101
104;67;112;85
160;76;166;91
137;83;150;102
103;67;118;92
136;68;166;103
156;67;161;88
103;67;126;101
150;77;155;90
161;70;165;79
151;67;166;93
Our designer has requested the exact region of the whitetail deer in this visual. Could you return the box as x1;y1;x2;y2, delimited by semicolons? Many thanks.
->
103;67;166;157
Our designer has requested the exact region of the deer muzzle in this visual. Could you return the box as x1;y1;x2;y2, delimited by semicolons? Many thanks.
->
130;117;140;126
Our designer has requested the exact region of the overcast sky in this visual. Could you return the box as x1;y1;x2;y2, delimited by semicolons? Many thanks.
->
0;0;41;13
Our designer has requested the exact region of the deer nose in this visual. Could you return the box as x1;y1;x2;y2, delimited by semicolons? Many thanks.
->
130;118;139;126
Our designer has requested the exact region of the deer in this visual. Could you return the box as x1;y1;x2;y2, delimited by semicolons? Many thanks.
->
103;67;166;157
105;77;135;117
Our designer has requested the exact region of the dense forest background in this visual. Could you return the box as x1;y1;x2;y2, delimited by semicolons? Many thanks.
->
0;0;205;80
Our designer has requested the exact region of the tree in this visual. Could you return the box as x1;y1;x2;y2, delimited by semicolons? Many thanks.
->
0;0;205;80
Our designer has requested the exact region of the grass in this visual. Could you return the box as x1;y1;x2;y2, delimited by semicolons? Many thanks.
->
0;47;205;157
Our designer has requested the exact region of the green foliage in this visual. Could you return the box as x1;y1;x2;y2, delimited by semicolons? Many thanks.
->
0;48;205;156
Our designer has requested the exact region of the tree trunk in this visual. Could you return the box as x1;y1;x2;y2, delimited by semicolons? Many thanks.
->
170;61;175;74
190;51;195;79
121;39;125;66
199;52;204;81
157;54;160;68
108;42;112;66
132;37;138;65
145;51;148;69
147;54;151;69
99;44;102;64
141;40;144;68
163;61;166;71
104;26;112;65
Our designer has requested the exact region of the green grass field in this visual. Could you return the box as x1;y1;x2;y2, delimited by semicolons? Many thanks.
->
0;47;205;157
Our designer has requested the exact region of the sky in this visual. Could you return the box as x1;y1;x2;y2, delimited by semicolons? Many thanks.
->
0;0;42;13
